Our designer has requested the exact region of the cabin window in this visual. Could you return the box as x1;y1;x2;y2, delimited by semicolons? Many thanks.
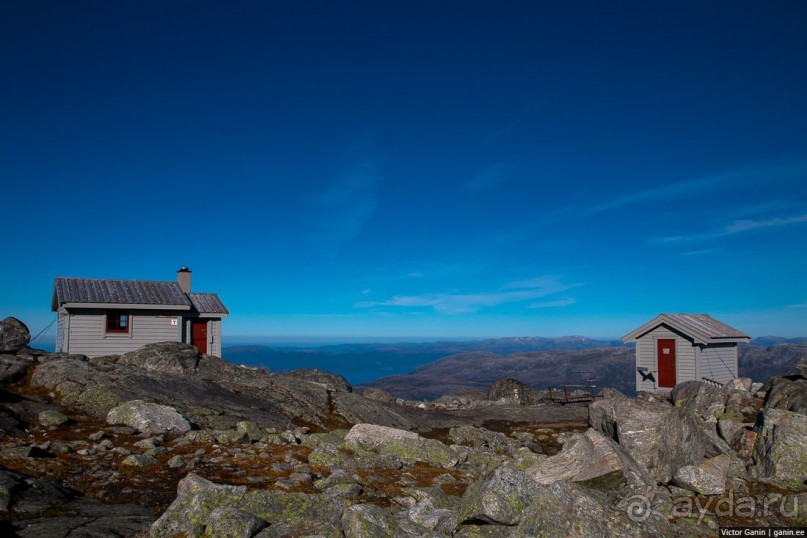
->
105;311;130;333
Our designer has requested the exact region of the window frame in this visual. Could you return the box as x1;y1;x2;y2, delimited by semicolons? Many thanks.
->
105;311;131;334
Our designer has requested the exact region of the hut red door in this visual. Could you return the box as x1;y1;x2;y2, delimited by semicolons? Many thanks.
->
191;321;208;354
657;339;676;387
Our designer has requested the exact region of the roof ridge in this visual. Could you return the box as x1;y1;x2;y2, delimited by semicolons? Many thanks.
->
55;276;179;285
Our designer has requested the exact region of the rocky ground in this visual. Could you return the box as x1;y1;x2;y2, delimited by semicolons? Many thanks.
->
0;316;806;537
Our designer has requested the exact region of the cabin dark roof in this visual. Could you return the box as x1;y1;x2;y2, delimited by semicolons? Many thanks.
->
53;278;190;307
189;293;229;315
622;313;750;344
663;314;749;340
52;277;228;316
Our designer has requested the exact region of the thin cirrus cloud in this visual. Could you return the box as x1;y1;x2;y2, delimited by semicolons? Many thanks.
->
462;158;518;192
588;160;807;215
528;297;576;309
355;276;577;314
309;158;382;251
659;212;807;243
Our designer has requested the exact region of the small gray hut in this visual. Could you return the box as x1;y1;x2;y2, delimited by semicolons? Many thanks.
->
52;267;228;357
622;313;750;392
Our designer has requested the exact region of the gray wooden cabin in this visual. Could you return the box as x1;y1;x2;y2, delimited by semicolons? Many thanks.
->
51;267;228;357
622;313;750;392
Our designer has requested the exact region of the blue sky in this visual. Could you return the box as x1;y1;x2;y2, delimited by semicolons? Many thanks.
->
2;1;807;342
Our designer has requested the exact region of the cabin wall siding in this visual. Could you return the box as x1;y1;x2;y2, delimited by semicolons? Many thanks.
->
209;319;222;357
635;324;698;389
700;344;738;384
63;309;181;357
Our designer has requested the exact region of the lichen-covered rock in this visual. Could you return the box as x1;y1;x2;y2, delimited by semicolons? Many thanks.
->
527;429;653;492
344;423;419;448
671;454;730;495
515;481;662;537
448;425;521;457
361;387;396;403
205;506;267;537
0;317;30;353
38;410;70;427
236;421;264;442
763;375;807;415
285;369;352;392
341;504;436;538
115;341;201;374
590;393;707;483
486;378;538;405
376;437;460;468
0;354;28;385
122;453;158;467
151;473;247;537
107;400;191;436
457;466;543;525
237;488;348;537
751;408;807;485
672;380;726;422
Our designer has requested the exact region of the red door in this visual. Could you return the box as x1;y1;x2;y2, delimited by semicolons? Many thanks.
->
657;339;676;388
191;321;208;354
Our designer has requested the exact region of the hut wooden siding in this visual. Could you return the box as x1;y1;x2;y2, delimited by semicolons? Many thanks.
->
699;343;738;385
58;309;182;357
52;268;228;358
624;313;750;392
634;325;698;392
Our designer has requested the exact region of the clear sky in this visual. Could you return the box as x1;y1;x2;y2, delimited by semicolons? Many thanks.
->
2;1;807;342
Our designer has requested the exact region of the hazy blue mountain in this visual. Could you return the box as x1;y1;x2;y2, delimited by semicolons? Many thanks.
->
222;336;624;384
750;336;807;347
356;343;807;401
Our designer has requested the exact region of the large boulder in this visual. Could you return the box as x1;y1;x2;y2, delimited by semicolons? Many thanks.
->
0;318;30;354
751;408;807;485
115;342;201;374
285;369;352;392
671;381;726;422
487;378;538;404
527;429;653;492
762;375;807;415
671;454;731;495
107;400;191;435
344;423;420;448
342;504;436;538
589;392;707;484
448;426;521;457
457;466;543;525
150;473;248;537
0;354;29;385
514;481;662;537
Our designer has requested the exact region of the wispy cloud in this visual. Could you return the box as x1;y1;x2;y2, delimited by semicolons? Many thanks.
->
310;158;382;252
787;301;807;309
589;160;807;215
528;297;576;309
659;212;807;242
462;158;518;192
355;275;577;314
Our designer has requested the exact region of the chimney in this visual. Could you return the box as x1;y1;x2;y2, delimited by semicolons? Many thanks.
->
177;267;192;293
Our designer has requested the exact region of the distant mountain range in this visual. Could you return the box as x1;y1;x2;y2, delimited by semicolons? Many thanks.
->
222;336;807;397
358;343;807;400
222;336;624;384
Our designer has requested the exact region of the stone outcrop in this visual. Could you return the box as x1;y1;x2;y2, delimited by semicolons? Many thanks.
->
589;391;707;483
107;400;191;435
527;428;653;492
343;423;420;448
751;408;807;484
0;317;30;353
457;466;543;525
671;454;731;495
486;378;539;404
